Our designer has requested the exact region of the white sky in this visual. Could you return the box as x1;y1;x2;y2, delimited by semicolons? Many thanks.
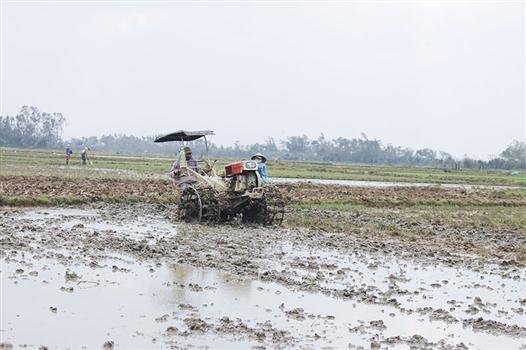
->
1;1;524;159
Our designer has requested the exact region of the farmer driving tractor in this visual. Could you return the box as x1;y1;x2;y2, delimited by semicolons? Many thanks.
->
156;130;284;225
169;146;201;187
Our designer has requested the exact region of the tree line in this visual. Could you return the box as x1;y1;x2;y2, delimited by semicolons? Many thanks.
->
1;106;524;170
0;106;65;149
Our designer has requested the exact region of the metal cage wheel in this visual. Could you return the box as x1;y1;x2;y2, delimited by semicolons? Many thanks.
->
178;186;203;223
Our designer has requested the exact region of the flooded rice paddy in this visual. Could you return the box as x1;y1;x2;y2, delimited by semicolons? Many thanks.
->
1;206;525;349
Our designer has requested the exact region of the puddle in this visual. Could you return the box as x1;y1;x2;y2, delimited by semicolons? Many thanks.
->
17;207;177;243
2;252;525;349
18;208;100;220
272;177;520;190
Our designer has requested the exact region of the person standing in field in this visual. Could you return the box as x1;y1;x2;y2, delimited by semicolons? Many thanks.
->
81;147;91;165
65;144;73;165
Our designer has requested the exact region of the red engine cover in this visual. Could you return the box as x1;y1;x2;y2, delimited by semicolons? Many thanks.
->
225;161;244;177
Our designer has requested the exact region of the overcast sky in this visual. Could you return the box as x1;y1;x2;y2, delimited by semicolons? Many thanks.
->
1;1;524;159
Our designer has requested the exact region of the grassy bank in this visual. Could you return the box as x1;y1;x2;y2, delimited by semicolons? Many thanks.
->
287;203;526;232
284;204;526;264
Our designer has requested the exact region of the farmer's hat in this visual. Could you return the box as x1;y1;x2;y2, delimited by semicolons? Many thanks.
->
251;153;267;163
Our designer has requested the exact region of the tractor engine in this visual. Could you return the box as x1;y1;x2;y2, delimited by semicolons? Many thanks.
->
224;160;260;194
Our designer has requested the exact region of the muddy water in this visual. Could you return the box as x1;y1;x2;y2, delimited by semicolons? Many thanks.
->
278;242;526;317
272;177;520;190
2;256;525;349
17;207;177;243
1;207;525;349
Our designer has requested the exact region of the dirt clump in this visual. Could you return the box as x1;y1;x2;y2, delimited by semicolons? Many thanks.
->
64;269;80;281
184;317;210;332
102;340;114;349
462;317;526;337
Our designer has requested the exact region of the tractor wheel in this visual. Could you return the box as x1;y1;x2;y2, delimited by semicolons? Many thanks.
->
242;200;267;225
178;186;202;223
199;187;222;224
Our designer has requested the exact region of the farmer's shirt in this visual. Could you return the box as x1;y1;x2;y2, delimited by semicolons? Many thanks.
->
257;162;268;182
171;156;199;174
66;147;73;156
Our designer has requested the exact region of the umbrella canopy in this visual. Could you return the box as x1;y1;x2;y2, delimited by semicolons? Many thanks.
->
154;130;215;143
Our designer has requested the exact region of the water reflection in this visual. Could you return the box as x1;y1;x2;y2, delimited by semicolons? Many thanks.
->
164;263;253;307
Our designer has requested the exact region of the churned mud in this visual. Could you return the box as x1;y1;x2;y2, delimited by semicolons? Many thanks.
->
2;175;525;207
1;204;525;349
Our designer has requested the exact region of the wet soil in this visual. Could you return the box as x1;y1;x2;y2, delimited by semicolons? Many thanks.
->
0;175;175;204
1;204;525;349
286;205;526;265
280;183;526;207
1;175;525;207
